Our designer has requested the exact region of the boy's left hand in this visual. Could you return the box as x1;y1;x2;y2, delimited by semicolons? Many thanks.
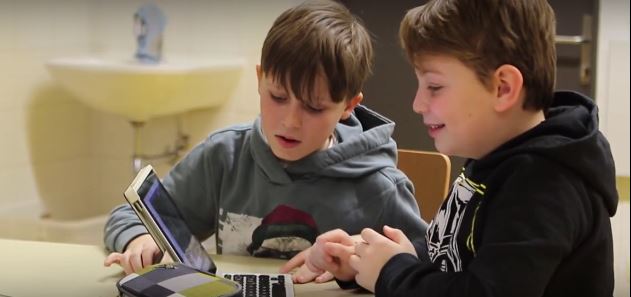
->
280;248;334;283
349;226;417;292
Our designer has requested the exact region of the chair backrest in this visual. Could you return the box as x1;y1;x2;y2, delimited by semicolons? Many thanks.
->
397;149;451;222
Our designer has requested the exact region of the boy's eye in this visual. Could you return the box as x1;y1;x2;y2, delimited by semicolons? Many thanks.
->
428;85;443;92
270;93;287;102
305;104;324;113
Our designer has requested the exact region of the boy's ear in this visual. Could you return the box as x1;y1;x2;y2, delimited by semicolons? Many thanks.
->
256;64;263;81
341;92;364;120
255;65;263;94
493;64;523;112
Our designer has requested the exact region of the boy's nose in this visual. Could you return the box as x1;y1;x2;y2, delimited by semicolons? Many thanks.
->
282;103;303;128
412;89;428;114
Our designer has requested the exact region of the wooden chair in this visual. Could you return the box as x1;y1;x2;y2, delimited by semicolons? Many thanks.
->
397;149;451;222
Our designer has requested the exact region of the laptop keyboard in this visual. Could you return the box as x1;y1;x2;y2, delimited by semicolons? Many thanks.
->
223;273;293;297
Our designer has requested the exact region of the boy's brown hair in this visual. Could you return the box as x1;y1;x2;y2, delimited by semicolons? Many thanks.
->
261;0;373;105
400;0;557;111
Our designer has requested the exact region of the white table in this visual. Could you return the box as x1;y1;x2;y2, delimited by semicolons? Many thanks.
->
0;238;372;297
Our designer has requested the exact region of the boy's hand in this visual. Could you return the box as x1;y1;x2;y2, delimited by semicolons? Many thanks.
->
103;234;162;274
349;226;417;292
280;248;334;283
306;229;358;281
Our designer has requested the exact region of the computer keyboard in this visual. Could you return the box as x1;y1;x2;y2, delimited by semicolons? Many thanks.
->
223;273;294;297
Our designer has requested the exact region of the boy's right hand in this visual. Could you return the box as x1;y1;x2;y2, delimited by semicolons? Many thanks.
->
306;229;358;281
103;234;162;274
280;248;334;283
349;226;417;292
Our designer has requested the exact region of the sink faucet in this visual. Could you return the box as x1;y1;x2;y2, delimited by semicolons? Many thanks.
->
134;3;167;64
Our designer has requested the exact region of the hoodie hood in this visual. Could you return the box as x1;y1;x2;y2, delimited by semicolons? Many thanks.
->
480;91;618;216
251;105;398;183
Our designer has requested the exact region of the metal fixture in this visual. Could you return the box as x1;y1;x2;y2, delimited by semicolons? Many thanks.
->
555;14;592;86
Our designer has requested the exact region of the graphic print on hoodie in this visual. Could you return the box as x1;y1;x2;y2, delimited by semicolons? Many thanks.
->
427;174;486;272
218;204;318;259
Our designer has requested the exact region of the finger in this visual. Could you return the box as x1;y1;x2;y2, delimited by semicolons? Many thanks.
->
292;265;319;284
349;234;364;242
280;249;306;273
354;240;368;256
348;254;361;271
383;225;416;256
141;247;156;267
317;229;354;246
293;274;312;284
120;254;133;275
315;271;334;283
360;228;384;244
104;253;123;267
324;242;355;258
122;264;132;275
383;225;406;244
308;253;337;273
128;252;144;273
304;258;326;274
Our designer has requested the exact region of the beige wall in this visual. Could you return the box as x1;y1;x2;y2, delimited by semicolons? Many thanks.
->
596;0;630;176
0;0;299;221
1;0;627;220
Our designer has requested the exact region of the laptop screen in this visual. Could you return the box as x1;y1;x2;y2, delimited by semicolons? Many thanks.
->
138;170;217;274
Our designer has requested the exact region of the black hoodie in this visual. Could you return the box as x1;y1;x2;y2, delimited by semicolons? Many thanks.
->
376;91;618;297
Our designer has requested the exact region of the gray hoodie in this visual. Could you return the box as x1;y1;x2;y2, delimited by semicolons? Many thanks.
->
104;105;427;257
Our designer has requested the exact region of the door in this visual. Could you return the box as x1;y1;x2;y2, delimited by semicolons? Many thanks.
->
549;0;598;97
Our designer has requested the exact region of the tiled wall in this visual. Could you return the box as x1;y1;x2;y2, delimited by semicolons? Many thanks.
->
0;0;299;221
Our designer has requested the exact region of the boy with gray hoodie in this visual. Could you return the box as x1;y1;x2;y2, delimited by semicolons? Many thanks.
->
103;0;427;283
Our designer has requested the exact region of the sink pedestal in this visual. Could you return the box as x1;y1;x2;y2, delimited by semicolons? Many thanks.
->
130;120;189;173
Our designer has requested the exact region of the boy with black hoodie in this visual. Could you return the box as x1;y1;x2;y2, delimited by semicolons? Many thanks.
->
304;0;619;296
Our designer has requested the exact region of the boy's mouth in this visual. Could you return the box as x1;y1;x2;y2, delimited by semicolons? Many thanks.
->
275;135;301;148
427;124;445;130
426;123;445;137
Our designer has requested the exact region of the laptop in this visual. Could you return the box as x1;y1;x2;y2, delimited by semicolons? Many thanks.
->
123;165;294;297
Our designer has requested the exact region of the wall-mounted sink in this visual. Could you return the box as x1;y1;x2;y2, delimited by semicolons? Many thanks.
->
46;57;245;122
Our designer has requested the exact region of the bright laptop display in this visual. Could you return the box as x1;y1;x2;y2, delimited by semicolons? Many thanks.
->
124;165;216;273
123;165;294;297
